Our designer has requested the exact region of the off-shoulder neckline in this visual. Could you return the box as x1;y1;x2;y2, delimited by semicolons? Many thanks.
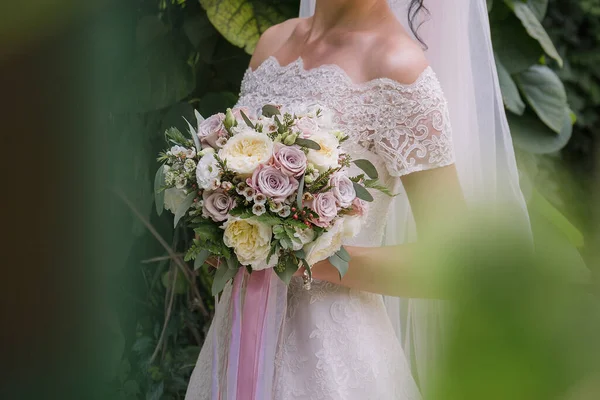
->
245;56;434;89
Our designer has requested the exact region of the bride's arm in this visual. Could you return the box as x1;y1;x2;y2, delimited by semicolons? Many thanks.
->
309;165;465;298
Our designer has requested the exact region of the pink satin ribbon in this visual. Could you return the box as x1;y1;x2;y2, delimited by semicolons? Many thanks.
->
236;269;272;399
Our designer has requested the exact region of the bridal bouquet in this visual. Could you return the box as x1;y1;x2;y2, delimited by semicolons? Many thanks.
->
154;104;389;294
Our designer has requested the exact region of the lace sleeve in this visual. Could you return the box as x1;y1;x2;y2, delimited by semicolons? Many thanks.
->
372;68;455;177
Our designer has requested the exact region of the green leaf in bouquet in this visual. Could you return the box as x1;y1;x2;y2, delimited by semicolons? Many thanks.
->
353;159;379;179
174;191;197;228
255;213;282;225
296;174;305;210
154;165;165;216
229;207;254;219
262;104;281;117
183;115;202;153
239;109;255;129
328;252;349;280
335;246;351;263
294;249;306;259
275;255;298;285
295;138;322;150
352;182;374;202
194;222;222;243
267;242;280;264
194;249;211;271
364;179;395;196
212;258;239;296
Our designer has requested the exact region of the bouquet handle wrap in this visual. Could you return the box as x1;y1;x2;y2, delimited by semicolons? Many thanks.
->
216;267;288;400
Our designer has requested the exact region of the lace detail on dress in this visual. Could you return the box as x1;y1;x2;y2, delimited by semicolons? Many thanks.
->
239;56;455;177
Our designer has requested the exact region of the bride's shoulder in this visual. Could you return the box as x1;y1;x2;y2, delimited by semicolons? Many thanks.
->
367;29;430;86
249;18;304;70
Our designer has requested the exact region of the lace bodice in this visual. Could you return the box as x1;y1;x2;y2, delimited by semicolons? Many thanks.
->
238;56;455;246
239;56;454;178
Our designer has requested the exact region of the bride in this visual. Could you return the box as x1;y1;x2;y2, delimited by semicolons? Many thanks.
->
186;0;528;399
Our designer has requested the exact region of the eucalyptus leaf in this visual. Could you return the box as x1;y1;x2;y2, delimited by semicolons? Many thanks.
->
294;249;306;259
239;109;255;129
174;191;197;228
154;165;165;216
295;138;322;150
275;256;298;285
296;174;305;210
183;116;202;153
212;260;239;296
262;104;281;117
328;253;349;279
353;159;379;179
194;249;210;270
352;182;374;202
336;246;351;263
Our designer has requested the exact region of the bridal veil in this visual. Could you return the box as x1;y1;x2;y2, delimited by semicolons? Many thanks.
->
299;0;531;389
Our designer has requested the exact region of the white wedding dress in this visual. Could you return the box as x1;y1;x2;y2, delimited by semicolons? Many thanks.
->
185;56;455;400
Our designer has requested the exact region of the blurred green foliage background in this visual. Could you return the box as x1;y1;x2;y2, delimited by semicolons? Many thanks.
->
1;0;597;399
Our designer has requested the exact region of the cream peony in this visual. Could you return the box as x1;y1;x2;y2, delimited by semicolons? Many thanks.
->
163;188;188;213
303;218;346;266
306;131;340;172
218;131;274;176
222;218;274;271
303;216;363;265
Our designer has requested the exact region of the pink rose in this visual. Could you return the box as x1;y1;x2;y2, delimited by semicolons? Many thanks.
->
248;164;299;203
198;113;227;149
310;192;338;227
272;143;307;177
330;173;356;208
202;190;235;222
295;116;319;138
348;197;367;217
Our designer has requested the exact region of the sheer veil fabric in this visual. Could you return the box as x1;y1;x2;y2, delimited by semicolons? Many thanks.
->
299;0;531;389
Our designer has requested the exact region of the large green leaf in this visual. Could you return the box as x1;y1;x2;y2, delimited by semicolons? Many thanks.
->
516;65;568;134
199;0;288;54
508;108;572;154
496;58;526;115
491;11;543;74
507;1;563;66
114;35;195;113
527;0;548;21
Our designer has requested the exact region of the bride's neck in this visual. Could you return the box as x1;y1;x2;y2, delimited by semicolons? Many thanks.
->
310;0;390;37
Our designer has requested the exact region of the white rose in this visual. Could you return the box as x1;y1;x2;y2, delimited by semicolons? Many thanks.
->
306;131;340;172
222;218;274;271
292;227;316;251
218;131;274;177
164;188;188;213
196;153;220;190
